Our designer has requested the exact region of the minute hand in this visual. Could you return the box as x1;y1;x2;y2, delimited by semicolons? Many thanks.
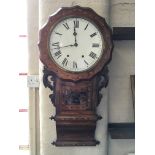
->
73;25;78;47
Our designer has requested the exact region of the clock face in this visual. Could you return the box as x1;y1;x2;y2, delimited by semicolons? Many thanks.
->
49;17;104;72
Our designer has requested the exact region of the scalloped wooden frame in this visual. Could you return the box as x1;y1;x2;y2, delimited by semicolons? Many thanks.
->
38;5;113;81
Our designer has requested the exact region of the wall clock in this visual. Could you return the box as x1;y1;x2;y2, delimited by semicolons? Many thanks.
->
38;5;113;146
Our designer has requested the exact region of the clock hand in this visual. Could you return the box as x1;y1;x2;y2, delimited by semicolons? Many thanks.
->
60;44;74;48
52;44;74;49
73;23;78;47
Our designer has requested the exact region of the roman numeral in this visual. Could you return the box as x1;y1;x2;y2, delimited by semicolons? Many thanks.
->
55;32;62;35
92;43;99;47
63;23;69;30
89;51;97;59
74;20;79;28
84;24;89;30
84;60;89;65
73;61;77;68
62;58;68;66
90;32;97;38
52;42;59;49
54;50;61;57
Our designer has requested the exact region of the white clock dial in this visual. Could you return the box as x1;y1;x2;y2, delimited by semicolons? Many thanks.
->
49;17;104;72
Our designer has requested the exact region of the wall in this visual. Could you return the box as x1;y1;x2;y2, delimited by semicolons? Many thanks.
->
27;0;135;155
27;0;40;154
108;41;135;155
108;0;135;155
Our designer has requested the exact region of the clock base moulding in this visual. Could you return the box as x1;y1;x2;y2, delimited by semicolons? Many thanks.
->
43;66;109;146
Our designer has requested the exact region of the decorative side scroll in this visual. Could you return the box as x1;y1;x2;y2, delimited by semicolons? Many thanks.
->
97;66;109;106
43;66;56;106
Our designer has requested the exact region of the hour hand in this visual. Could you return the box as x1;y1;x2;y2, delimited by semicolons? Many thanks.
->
60;44;74;48
52;44;74;49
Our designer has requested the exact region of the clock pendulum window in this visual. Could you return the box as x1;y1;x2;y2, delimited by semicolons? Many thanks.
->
38;5;113;146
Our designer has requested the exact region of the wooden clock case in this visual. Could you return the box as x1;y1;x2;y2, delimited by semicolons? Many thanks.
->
38;5;113;146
